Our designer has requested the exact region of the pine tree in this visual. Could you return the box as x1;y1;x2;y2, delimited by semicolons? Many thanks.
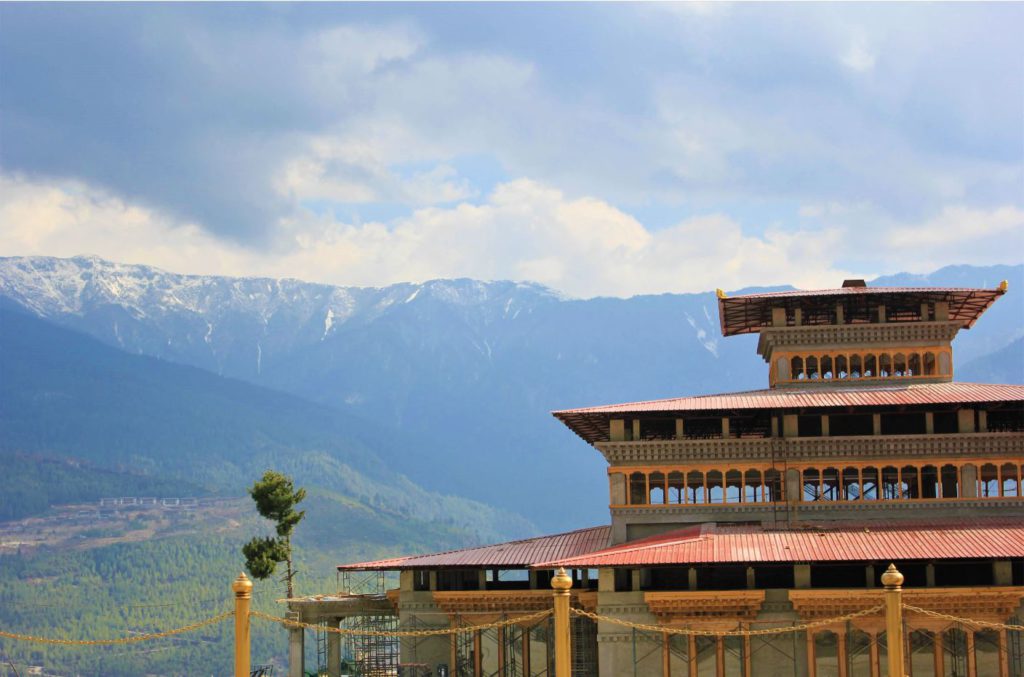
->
242;471;306;598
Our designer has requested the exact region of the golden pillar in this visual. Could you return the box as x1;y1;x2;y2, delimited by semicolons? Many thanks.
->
882;564;906;677
232;572;253;677
552;567;573;677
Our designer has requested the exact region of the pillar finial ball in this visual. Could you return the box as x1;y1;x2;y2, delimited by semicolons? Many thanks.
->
880;563;904;588
233;572;253;596
551;567;573;591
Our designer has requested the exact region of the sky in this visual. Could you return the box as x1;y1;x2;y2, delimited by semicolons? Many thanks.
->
0;2;1021;298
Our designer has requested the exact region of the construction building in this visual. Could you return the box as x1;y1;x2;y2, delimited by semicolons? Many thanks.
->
289;280;1024;677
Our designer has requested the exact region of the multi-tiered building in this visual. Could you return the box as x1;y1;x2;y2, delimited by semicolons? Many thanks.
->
290;280;1024;677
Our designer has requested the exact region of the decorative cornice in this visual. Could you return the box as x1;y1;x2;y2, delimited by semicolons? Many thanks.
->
757;322;961;360
645;591;766;627
600;432;1024;465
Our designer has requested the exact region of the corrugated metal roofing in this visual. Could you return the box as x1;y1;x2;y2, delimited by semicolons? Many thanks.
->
553;382;1024;443
337;526;610;571
535;520;1024;568
557;382;1024;415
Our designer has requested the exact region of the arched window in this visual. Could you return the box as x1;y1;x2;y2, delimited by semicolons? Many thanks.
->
882;466;900;499
980;464;999;497
850;354;863;378
629;472;646;505
744;469;763;502
862;467;879;500
1001;463;1019;497
864;354;877;378
923;352;936;376
901;465;919;499
792;356;805;380
725;470;743;503
822;467;841;500
649;471;666;505
687;470;705;504
940;464;959;498
921;465;939;499
707;470;724;504
835;355;848;379
668;471;685;504
765;469;783;502
908;353;921;377
879;354;892;378
803;468;821;501
893;353;907;377
806;356;820;380
842;467;860;500
821;355;834;379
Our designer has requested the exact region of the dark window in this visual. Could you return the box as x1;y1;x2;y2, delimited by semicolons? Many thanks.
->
413;570;430;591
881;412;926;435
934;411;958;434
640;418;676;440
436;569;480;591
811;565;867;588
934;561;994;587
696;565;747;590
754;566;795;589
829;414;874;437
646;568;690;591
614;569;633;592
798;415;823;437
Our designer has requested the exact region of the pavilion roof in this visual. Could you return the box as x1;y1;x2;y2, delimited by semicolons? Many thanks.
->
718;285;1006;337
553;381;1024;444
337;526;610;571
534;519;1024;568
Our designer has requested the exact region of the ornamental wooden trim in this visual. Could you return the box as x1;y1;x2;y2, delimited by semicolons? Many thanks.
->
644;591;766;628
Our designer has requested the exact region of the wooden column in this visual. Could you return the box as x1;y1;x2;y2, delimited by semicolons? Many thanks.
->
451;628;458;677
498;625;506;676
806;631;816;677
933;630;944;677
837;629;848;677
869;632;880;677
474;630;482;677
999;629;1010;677
522;626;531;677
966;630;976;677
716;636;725;677
663;632;671;677
688;635;698;677
743;633;752;677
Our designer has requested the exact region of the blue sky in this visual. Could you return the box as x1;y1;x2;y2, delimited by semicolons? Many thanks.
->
1;2;1021;297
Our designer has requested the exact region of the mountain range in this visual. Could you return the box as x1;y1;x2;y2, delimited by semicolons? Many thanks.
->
2;256;1022;530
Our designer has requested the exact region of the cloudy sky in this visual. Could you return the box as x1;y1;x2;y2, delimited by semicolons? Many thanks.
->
1;3;1021;297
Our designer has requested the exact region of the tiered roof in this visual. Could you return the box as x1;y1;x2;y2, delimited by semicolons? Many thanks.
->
553;382;1024;444
718;284;1006;336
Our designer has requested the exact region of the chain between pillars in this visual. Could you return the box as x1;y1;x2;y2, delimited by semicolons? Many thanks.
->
233;572;253;677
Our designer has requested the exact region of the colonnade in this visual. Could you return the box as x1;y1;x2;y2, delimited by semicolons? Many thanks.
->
773;347;952;384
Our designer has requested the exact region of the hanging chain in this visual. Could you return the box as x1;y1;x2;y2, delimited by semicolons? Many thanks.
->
902;604;1024;632
249;608;553;637
0;611;233;646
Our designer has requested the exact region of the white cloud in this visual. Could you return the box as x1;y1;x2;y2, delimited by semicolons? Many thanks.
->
841;37;876;73
2;174;1019;299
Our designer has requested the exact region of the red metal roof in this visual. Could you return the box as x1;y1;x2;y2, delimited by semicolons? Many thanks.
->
553;382;1024;443
728;286;1003;300
337;526;610;571
535;520;1024;568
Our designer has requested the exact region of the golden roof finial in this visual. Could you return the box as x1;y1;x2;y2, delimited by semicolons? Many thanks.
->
998;280;1009;292
716;288;728;300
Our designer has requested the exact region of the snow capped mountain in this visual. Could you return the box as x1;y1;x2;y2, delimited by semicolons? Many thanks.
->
0;255;561;378
2;255;1019;528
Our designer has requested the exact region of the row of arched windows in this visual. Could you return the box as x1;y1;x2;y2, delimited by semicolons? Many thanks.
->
774;349;951;383
625;469;783;505
800;462;1022;502
616;461;1024;506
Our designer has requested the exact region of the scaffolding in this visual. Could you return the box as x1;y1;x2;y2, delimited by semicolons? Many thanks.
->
341;613;400;677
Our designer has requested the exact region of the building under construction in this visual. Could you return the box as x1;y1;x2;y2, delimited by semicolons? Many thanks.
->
288;280;1024;676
